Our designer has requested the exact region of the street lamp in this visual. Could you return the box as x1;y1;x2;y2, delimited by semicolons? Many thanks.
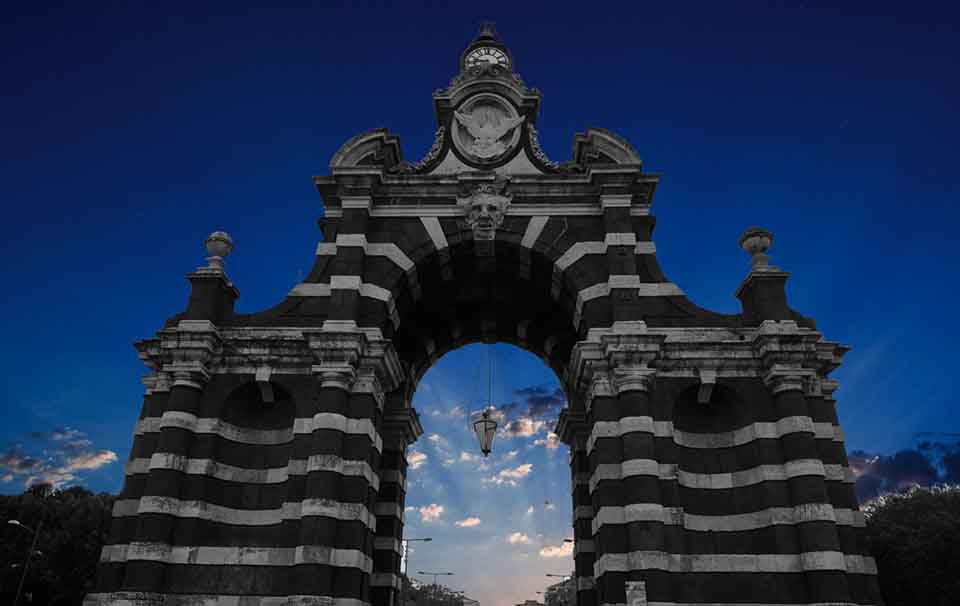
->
418;571;454;606
401;538;432;606
8;519;43;606
470;409;497;456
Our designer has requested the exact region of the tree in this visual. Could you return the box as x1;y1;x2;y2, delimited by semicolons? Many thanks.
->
863;485;960;605
1;485;115;605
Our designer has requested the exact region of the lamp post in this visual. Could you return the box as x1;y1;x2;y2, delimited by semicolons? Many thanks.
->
401;538;432;606
8;519;43;606
418;571;454;606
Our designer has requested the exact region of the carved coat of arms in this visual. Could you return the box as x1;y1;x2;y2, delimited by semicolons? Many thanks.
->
454;106;525;159
451;93;525;163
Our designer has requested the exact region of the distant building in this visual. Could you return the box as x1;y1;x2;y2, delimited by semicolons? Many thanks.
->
514;600;543;606
462;598;479;606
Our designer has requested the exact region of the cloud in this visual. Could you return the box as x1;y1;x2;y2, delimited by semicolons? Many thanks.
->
507;532;531;544
484;463;533;487
455;516;482;528
429;405;467;419
65;450;118;471
502;418;548;438
0;427;118;489
418;503;445;522
459;451;479;463
852;439;960;502
502;450;518;461
407;450;428;470
427;433;447;446
539;541;574;558
533;432;561;450
490;385;567;444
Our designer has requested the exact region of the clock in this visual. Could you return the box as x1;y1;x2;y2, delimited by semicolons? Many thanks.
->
465;46;510;69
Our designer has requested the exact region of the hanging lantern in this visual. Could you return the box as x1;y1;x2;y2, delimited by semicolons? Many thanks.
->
471;409;498;457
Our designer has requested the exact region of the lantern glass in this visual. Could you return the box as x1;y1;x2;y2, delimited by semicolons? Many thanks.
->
471;409;498;456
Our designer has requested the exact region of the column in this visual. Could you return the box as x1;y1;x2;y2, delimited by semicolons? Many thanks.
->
557;409;596;606
122;364;211;594
371;398;422;606
759;330;852;604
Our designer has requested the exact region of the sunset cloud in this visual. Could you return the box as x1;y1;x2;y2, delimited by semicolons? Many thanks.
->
407;450;428;470
507;532;531;544
539;541;574;558
502;417;548;438
533;432;561;450
851;439;960;502
484;463;533;487
455;516;482;528
419;503;445;522
0;427;118;489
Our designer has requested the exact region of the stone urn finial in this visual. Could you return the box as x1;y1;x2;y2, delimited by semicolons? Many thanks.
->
738;226;775;271
204;230;234;272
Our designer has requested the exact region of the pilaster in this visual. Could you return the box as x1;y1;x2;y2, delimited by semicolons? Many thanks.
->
122;321;220;593
754;321;853;604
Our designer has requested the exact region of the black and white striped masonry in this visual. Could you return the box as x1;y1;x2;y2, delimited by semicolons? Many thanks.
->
85;24;881;606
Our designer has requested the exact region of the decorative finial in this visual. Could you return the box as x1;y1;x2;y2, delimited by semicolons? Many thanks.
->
738;226;775;271
204;230;234;272
476;21;499;42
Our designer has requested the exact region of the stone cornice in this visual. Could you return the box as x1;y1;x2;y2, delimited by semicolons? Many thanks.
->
381;406;424;448
135;320;223;391
750;321;849;394
559;322;849;402
566;321;666;412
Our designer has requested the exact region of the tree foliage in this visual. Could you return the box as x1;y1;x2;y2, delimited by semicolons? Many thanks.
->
863;484;960;605
1;484;115;605
400;574;466;606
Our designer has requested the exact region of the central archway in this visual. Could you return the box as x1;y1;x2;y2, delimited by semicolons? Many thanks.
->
402;342;572;606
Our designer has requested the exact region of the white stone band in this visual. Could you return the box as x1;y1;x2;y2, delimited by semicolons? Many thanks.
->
592;503;865;534
100;543;372;571
586;416;840;453
135;412;383;452
83;593;370;606
589;458;853;492
112;496;378;529
594;551;877;575
126;453;380;491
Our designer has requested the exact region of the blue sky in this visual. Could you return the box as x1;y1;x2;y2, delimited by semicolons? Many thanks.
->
1;2;958;605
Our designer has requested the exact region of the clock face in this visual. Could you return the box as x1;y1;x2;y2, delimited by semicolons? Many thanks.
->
465;46;510;69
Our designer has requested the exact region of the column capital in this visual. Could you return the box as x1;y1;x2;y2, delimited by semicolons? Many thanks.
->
567;322;665;408
751;321;845;396
306;322;404;398
166;363;211;390
312;363;357;391
612;364;657;394
556;408;589;447
762;364;816;395
352;368;385;409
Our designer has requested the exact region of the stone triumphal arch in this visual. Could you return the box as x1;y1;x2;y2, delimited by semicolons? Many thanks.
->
86;24;882;606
